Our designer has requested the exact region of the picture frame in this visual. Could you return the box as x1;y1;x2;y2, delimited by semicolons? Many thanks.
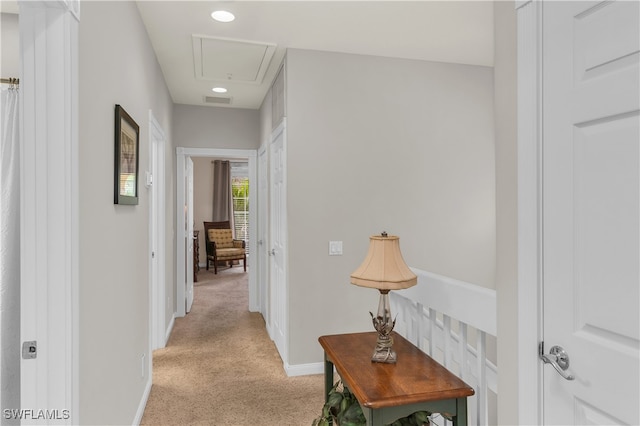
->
114;104;140;205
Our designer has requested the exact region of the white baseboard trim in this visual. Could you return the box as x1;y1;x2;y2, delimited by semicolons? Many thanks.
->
284;361;324;377
132;377;152;425
165;313;176;345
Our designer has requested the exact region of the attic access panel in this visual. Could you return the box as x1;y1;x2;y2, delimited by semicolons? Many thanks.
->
192;35;276;83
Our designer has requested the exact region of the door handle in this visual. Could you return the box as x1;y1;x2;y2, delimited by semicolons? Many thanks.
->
540;344;575;381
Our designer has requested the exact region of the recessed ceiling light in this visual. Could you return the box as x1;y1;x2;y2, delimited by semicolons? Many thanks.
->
211;10;235;23
212;87;228;93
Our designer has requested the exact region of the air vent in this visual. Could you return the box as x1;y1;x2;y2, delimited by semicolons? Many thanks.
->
204;96;232;105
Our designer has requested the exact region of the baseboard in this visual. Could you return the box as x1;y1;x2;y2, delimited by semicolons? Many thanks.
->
132;377;152;425
165;313;175;345
284;361;324;377
266;323;274;341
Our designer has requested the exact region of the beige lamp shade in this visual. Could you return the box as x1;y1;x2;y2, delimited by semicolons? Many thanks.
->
350;233;417;290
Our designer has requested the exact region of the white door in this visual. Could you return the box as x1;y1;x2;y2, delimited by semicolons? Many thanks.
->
258;146;270;324
186;157;194;313
542;1;639;424
269;121;287;361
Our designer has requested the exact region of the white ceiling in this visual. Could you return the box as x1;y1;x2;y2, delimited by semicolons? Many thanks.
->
136;1;495;110
2;1;495;109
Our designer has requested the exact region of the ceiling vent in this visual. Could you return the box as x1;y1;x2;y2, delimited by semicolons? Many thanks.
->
192;35;276;84
204;96;232;105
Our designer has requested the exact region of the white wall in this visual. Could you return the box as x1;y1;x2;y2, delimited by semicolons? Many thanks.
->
78;2;173;424
284;48;496;366
494;2;518;424
259;86;274;146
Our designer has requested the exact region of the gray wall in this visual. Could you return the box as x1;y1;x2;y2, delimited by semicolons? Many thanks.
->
494;1;518;424
192;156;214;263
78;2;173;424
173;104;260;150
284;48;496;366
0;13;19;78
191;157;251;267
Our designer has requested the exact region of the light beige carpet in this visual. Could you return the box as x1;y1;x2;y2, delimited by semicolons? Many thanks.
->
141;267;324;425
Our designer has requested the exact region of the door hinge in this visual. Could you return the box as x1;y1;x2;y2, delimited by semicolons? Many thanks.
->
22;341;37;359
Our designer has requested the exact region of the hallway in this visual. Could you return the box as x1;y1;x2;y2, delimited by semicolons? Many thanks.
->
141;267;324;425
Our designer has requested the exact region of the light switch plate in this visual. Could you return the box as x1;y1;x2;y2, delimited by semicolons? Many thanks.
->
329;241;343;256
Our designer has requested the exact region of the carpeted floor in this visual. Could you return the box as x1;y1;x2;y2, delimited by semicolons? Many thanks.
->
141;267;325;425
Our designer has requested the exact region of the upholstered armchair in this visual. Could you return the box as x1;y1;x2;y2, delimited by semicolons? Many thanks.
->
203;222;246;274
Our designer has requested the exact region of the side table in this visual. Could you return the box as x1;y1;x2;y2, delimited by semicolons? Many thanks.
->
318;332;474;426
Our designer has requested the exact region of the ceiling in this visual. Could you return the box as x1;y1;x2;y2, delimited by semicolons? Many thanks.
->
136;1;494;110
2;1;495;110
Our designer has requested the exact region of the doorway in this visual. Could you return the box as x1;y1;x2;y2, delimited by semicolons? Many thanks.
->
175;148;258;317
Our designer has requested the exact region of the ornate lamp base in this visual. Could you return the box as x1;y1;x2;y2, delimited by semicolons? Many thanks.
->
372;334;397;363
370;290;397;363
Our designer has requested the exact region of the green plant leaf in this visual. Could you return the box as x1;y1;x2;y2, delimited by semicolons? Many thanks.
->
340;421;365;426
412;411;431;424
327;391;343;409
338;401;365;425
322;405;330;418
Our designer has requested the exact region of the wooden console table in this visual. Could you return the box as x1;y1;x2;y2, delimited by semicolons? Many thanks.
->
318;332;474;426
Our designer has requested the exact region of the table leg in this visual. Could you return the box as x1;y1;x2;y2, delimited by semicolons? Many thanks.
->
324;352;334;404
452;397;468;426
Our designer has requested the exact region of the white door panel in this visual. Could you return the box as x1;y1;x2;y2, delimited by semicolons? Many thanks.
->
269;121;287;362
542;1;639;424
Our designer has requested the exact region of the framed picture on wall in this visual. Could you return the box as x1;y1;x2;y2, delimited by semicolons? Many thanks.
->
114;104;139;205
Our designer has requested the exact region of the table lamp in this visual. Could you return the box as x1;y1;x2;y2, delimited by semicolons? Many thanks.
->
350;232;417;363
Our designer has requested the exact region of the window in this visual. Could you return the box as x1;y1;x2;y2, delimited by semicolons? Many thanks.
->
231;162;249;254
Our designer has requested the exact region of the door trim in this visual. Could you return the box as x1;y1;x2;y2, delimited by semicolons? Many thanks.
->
257;144;269;322
175;147;258;317
185;157;194;313
149;111;167;350
516;0;544;424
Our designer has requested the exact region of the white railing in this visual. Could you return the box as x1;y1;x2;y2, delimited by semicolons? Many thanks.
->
233;210;249;253
390;268;497;426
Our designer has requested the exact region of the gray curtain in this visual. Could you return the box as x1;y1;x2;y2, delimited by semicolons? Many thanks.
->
212;160;234;233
